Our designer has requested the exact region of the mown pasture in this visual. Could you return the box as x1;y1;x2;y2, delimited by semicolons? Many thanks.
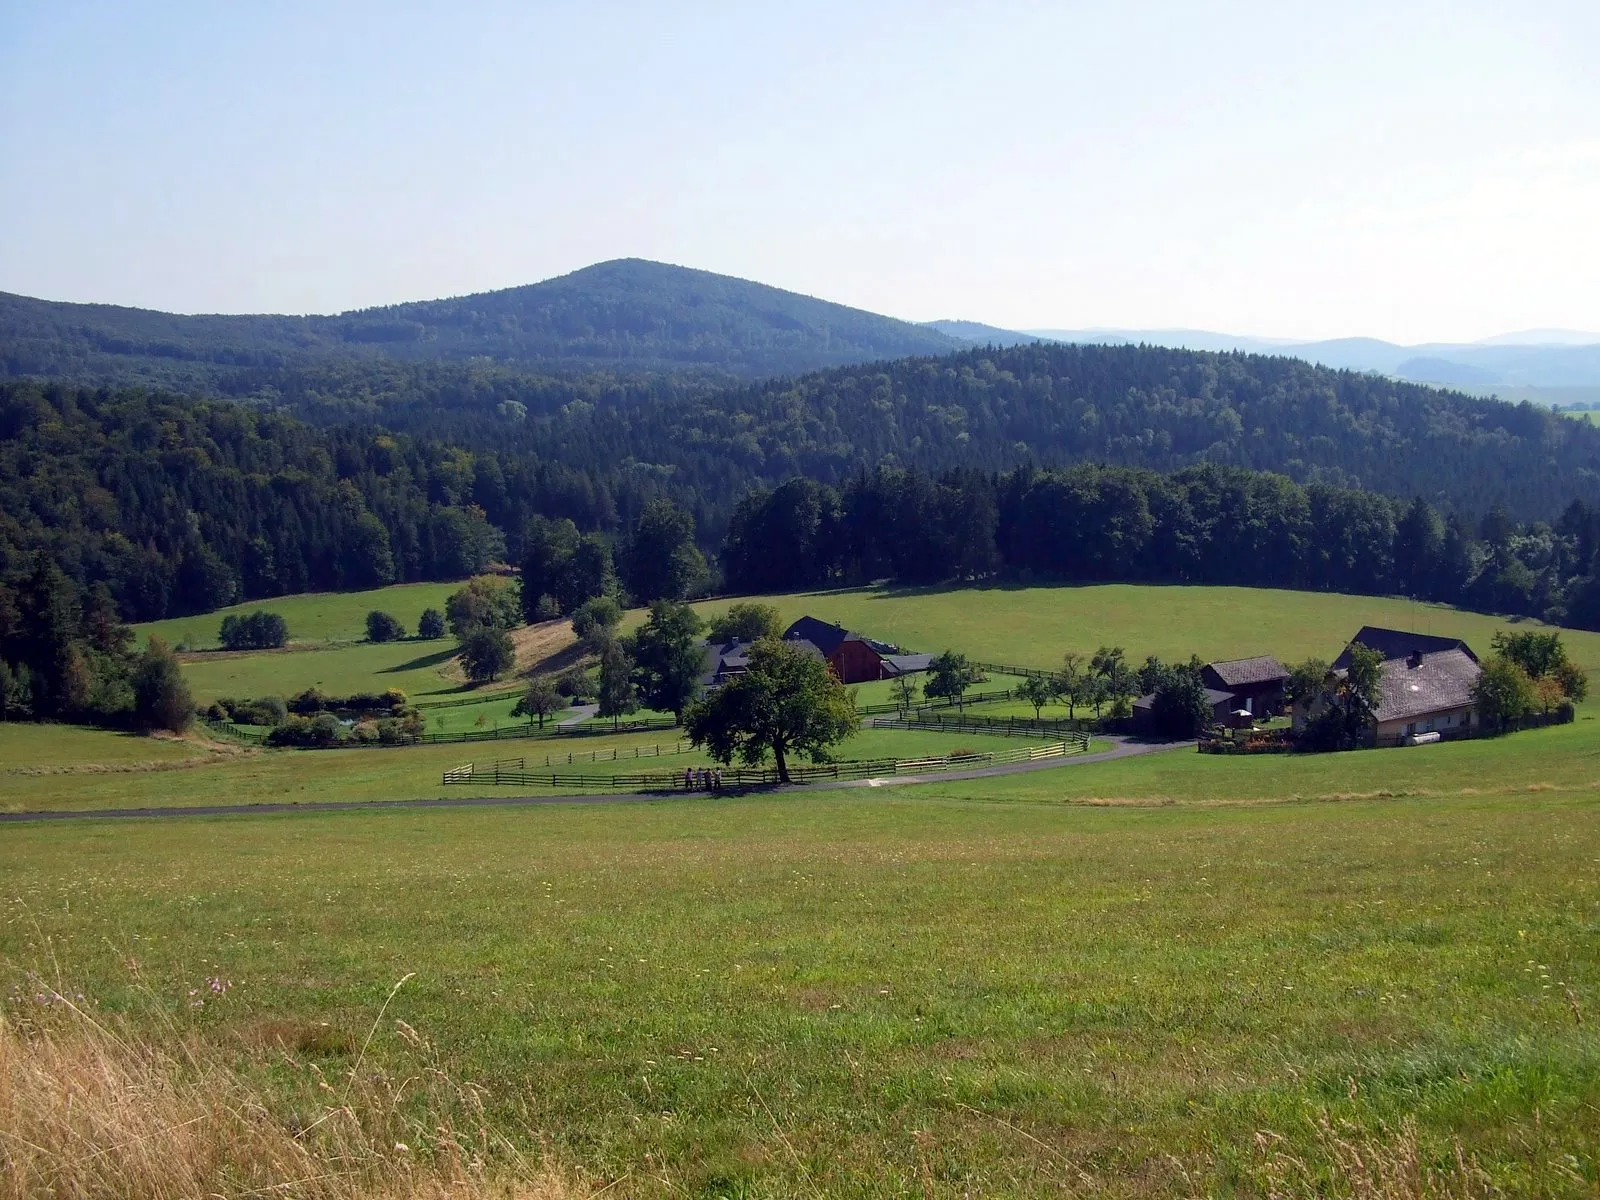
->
137;580;466;649
689;582;1600;676
2;772;1595;1195
0;723;1062;814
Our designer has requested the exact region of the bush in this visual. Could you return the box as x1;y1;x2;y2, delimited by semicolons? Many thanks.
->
365;610;405;642
417;608;446;639
532;593;562;621
218;611;288;651
213;695;287;726
288;687;329;715
132;637;193;733
0;660;34;721
266;713;347;747
570;595;622;641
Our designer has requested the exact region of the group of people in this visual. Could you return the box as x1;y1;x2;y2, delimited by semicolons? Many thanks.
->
684;766;726;792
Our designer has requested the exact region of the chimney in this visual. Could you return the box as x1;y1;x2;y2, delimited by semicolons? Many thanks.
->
1408;649;1423;669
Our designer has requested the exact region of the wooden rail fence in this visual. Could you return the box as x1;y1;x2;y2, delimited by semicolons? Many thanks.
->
869;715;1090;741
441;738;1088;790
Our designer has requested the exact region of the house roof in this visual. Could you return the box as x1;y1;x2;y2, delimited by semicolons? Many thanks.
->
1373;648;1482;723
1333;626;1477;669
699;638;751;686
783;616;854;657
882;653;932;676
1205;655;1289;687
1134;687;1235;712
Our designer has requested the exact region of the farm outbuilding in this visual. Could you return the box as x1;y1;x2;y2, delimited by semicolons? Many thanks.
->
1132;686;1236;734
1200;656;1289;716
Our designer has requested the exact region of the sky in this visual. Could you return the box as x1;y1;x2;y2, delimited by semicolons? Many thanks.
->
2;0;1598;343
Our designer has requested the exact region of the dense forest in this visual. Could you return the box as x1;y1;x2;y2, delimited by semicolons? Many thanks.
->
0;259;963;385
722;468;1600;629
124;343;1595;526
5;378;1600;636
0;381;667;621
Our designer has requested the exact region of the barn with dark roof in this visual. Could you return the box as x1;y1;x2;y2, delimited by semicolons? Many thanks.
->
1200;655;1289;716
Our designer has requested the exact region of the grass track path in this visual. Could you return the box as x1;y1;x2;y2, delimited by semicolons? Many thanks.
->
0;736;1186;823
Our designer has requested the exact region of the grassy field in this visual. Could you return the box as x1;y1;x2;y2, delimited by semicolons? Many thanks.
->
0;723;1064;814
138;580;467;648
176;638;467;703
141;578;1600;712
7;581;1595;1191
2;780;1596;1195
691;582;1600;676
0;722;213;770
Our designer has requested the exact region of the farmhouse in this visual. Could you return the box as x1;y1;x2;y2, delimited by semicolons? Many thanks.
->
1200;656;1289;716
700;638;752;689
781;616;931;685
1299;626;1483;744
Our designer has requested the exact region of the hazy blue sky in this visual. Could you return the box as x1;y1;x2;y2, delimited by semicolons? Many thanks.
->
2;1;1597;341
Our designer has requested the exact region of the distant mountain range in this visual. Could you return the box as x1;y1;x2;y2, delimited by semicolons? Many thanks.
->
927;322;1600;392
4;257;1598;396
0;259;965;385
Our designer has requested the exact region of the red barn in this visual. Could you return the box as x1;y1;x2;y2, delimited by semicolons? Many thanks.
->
782;616;914;685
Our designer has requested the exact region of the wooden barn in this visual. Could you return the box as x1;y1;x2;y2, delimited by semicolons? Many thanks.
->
781;616;929;685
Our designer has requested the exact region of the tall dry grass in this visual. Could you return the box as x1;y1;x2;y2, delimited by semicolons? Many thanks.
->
1253;1113;1502;1200
0;996;584;1200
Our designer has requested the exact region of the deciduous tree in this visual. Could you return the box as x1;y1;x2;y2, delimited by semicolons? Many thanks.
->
512;676;563;729
925;651;984;710
685;639;858;783
459;627;515;683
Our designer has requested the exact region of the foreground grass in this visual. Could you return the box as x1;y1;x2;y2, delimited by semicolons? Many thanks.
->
3;786;1596;1196
692;582;1600;675
0;1005;582;1199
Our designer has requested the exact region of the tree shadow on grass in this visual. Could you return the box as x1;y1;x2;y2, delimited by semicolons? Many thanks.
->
378;644;459;673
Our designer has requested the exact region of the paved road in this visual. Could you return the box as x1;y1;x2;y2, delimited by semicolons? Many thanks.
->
0;736;1189;824
556;703;598;728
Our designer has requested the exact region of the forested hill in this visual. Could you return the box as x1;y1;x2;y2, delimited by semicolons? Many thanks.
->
325;341;1600;524
6;380;1600;633
0;259;963;385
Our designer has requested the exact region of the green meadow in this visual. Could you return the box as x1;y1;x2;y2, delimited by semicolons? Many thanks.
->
178;638;465;703
692;582;1600;675
138;579;466;649
3;771;1596;1195
6;581;1596;1193
0;723;1072;814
